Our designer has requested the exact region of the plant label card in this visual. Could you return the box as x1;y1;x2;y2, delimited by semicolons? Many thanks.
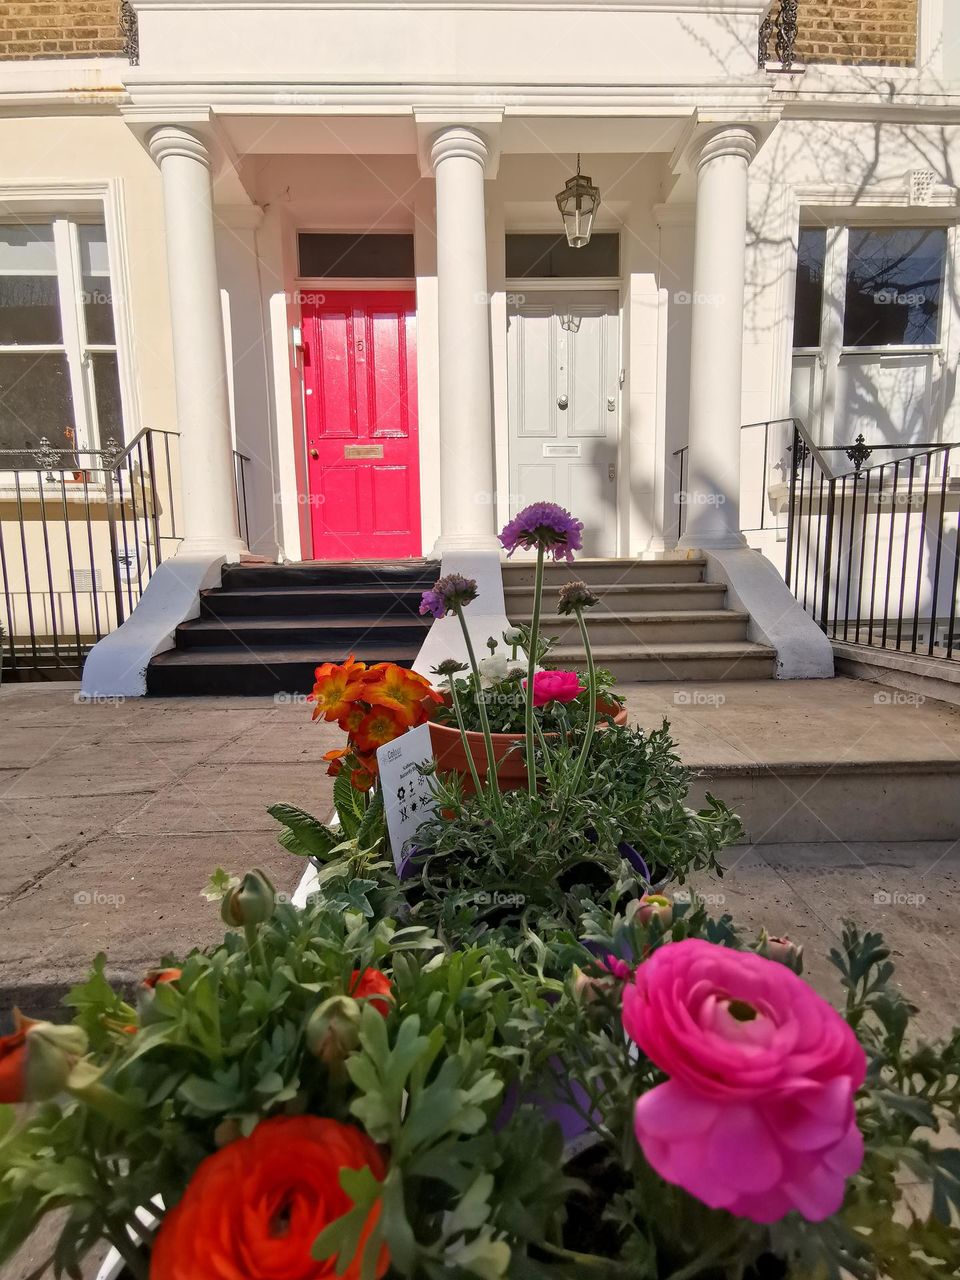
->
377;723;437;875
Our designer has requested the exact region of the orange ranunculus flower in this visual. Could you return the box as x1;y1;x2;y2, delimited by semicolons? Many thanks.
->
350;756;377;793
348;968;393;1017
141;968;182;991
362;665;433;727
353;707;406;755
310;660;368;724
150;1116;388;1280
338;702;366;735
323;747;349;778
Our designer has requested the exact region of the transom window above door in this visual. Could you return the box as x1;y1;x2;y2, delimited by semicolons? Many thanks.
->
0;219;122;457
298;233;415;279
505;233;619;279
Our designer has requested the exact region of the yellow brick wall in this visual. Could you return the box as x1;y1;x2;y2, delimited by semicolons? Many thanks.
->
0;1;126;60
767;0;919;67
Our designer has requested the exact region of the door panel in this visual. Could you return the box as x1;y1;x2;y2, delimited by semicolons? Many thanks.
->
508;290;619;555
301;291;420;559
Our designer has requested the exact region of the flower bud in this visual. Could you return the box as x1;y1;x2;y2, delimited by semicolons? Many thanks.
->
759;931;804;972
137;967;182;1024
503;626;524;646
306;996;362;1067
635;893;673;929
221;869;276;928
4;1017;89;1103
571;965;614;1004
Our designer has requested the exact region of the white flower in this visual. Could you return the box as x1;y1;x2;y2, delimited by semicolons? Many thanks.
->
479;654;510;684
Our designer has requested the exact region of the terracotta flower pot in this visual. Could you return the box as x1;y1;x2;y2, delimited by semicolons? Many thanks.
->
428;701;628;795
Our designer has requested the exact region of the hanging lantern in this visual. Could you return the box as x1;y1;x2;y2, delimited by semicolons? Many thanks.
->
555;155;600;250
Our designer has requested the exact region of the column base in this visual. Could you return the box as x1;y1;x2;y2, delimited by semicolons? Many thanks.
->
677;530;748;552
430;532;503;556
178;535;248;562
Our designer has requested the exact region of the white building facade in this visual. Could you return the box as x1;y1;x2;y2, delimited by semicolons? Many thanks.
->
1;0;958;598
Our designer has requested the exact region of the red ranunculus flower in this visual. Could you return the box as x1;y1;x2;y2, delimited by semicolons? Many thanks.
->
150;1116;388;1280
141;967;182;991
348;968;393;1016
0;1021;30;1103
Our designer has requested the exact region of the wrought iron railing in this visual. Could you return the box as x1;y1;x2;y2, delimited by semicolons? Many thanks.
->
759;1;799;70
783;419;960;662
0;430;180;680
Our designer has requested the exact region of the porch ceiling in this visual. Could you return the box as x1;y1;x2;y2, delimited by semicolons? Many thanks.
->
217;113;689;158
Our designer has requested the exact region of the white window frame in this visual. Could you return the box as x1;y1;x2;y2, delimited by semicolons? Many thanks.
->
0;180;139;469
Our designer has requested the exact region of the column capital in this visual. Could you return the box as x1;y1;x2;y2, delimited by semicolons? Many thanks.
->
147;124;211;169
694;125;759;171
429;126;490;173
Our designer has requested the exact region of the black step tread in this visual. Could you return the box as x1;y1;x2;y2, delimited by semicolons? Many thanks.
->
221;561;439;589
150;643;419;667
181;615;430;633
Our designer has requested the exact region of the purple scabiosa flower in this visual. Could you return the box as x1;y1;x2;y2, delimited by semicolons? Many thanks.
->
419;573;479;620
499;502;584;562
419;589;445;620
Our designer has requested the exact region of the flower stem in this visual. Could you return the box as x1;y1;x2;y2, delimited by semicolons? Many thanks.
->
454;604;503;814
569;604;597;793
524;546;545;796
448;678;485;800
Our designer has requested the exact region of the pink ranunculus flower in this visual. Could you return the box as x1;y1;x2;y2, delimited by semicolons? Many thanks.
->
524;670;585;707
622;938;866;1225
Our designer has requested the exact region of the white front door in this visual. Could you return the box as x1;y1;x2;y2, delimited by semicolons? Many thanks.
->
506;289;620;555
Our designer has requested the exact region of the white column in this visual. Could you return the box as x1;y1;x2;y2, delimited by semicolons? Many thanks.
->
430;126;499;553
678;126;758;550
148;125;245;556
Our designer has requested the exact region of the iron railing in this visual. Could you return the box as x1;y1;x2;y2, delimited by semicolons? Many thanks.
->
759;1;799;70
0;430;180;680
784;419;960;662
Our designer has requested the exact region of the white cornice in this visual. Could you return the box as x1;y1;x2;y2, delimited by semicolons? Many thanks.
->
131;0;770;11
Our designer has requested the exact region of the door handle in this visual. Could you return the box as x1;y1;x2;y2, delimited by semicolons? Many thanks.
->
309;447;319;460
607;397;616;412
557;395;569;410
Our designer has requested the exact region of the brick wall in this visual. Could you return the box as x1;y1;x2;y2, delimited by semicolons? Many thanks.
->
0;2;126;60
767;0;919;67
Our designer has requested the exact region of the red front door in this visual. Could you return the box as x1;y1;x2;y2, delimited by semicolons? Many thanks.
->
301;290;420;559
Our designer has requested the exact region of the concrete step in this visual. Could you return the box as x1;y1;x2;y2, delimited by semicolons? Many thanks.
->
221;560;438;590
146;643;417;697
548;641;777;682
504;581;728;614
199;585;427;619
176;615;429;650
521;609;750;647
501;556;706;587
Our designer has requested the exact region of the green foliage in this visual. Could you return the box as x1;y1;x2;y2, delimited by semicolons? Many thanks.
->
434;665;620;736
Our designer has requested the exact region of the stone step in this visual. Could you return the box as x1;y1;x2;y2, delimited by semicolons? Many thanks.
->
221;560;438;590
199;585;427;619
146;643;417;698
504;581;728;613
520;609;750;646
176;614;429;650
501;556;706;587
547;641;777;682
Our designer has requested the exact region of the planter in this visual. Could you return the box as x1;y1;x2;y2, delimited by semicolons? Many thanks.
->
428;703;628;795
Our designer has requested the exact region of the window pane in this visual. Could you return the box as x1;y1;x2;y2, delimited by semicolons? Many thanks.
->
793;227;826;347
78;224;115;345
843;227;946;347
298;233;415;278
505;233;619;278
0;351;74;452
90;351;123;442
0;224;62;345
